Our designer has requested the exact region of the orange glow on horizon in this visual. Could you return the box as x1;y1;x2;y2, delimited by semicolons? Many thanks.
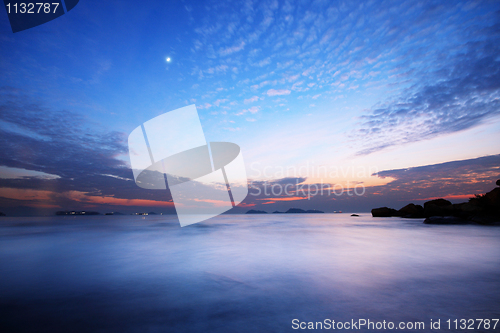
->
257;196;308;202
419;194;477;201
0;187;174;208
67;191;174;207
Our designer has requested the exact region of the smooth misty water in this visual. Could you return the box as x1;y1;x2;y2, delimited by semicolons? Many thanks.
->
0;214;499;332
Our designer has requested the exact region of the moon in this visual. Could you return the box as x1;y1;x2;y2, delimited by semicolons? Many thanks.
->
166;57;171;62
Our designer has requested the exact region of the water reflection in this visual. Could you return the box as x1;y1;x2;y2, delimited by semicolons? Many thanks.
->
0;214;499;332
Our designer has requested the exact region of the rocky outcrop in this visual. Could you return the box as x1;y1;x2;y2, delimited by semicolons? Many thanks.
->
424;198;452;209
423;199;453;217
396;203;424;218
351;214;359;217
372;180;500;225
424;216;468;225
371;207;398;217
246;210;268;214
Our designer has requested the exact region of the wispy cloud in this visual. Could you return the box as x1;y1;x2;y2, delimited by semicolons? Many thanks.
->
197;102;212;109
213;99;228;107
244;96;259;103
0;88;179;214
353;30;500;155
236;106;260;115
266;89;291;96
219;41;246;56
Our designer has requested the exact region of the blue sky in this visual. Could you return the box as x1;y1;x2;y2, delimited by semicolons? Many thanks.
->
0;0;499;214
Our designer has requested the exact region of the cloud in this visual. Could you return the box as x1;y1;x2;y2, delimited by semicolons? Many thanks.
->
0;87;178;214
205;65;228;75
236;106;260;115
224;127;240;132
291;81;303;91
197;103;212;109
213;99;228;107
237;156;500;213
219;41;246;56
370;154;500;202
266;89;291;96
256;57;271;67
247;106;260;114
244;96;259;103
353;28;500;155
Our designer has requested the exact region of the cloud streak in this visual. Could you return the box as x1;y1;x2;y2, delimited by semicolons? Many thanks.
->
266;89;291;96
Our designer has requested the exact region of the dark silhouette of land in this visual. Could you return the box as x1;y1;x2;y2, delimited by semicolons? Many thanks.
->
371;180;500;225
246;210;268;214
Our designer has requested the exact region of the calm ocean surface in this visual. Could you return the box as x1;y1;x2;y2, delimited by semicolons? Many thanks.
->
1;214;499;332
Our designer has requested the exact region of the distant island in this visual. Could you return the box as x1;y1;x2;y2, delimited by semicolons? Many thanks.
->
56;211;100;216
247;208;324;214
246;210;268;214
371;180;500;225
0;212;5;216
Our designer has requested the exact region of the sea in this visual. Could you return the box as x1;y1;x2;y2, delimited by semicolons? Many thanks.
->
0;214;499;332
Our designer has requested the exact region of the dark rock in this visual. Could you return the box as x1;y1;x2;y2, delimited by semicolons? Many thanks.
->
484;187;500;207
423;198;453;217
424;216;468;225
371;207;398;217
423;198;452;209
453;202;483;215
496;179;500;186
466;187;500;223
470;215;500;225
397;203;424;218
351;214;359;217
372;182;500;225
246;209;267;214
